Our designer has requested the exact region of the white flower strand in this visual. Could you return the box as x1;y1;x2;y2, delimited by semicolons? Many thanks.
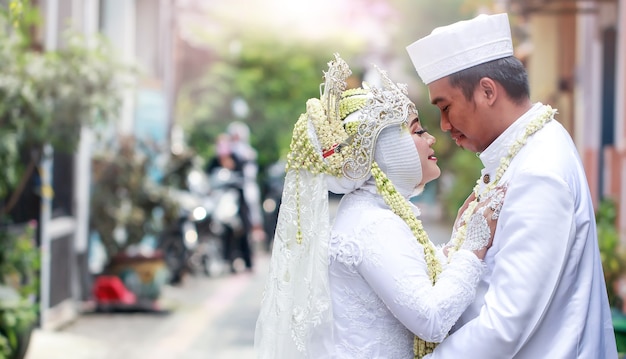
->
448;105;556;256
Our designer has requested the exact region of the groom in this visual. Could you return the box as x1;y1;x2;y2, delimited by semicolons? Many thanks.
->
406;13;617;358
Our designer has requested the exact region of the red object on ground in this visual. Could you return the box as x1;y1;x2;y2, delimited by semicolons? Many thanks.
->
92;275;136;305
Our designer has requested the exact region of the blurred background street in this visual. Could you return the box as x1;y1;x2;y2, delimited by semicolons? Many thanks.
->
0;0;624;358
25;254;271;359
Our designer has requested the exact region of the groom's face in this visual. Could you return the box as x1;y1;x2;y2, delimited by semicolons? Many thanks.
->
428;77;491;153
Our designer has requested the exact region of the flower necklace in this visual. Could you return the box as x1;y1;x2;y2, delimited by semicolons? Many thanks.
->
371;163;441;283
448;105;556;256
371;162;442;359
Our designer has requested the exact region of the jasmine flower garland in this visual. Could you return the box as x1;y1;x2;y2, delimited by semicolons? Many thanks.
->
371;162;441;282
448;105;557;257
287;99;351;176
285;96;367;243
339;88;369;120
372;161;442;359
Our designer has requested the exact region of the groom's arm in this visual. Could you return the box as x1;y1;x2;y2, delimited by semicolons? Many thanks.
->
428;171;574;358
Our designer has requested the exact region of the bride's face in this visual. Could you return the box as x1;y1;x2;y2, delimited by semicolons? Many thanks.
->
408;114;441;186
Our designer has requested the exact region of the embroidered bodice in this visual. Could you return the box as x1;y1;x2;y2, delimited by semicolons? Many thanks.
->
325;190;484;358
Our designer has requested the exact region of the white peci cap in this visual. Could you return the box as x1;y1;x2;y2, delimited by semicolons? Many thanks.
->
406;13;514;85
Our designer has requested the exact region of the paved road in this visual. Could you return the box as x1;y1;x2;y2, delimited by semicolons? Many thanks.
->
25;198;452;359
26;252;270;359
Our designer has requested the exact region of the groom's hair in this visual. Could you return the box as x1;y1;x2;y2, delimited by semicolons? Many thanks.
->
448;56;530;105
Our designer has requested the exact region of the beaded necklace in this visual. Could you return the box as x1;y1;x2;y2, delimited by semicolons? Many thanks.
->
448;105;556;257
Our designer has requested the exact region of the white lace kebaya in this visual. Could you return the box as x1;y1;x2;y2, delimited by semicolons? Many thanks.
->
328;189;484;358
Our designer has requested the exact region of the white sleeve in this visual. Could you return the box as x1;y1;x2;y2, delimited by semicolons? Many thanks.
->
429;171;575;358
356;217;485;343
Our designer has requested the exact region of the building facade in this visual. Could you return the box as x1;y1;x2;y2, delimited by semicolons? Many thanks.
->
505;0;625;240
35;0;178;329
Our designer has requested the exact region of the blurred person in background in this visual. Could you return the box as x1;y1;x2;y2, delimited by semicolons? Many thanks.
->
206;126;264;272
207;133;238;172
260;159;286;251
227;122;266;259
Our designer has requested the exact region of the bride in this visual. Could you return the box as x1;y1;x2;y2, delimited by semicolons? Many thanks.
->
255;54;504;358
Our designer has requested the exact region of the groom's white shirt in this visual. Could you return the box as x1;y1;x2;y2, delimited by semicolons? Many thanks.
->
429;103;618;358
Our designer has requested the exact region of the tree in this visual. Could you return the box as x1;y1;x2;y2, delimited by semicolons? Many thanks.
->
0;0;130;216
178;36;355;171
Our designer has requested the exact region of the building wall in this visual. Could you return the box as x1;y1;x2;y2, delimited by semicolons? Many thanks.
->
135;0;161;79
614;0;626;239
526;10;601;205
99;0;175;145
100;0;137;136
575;1;624;238
527;15;559;103
510;0;624;236
37;0;84;330
526;13;576;134
576;9;603;208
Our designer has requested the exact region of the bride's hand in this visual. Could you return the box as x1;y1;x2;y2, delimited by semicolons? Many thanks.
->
443;192;477;257
462;186;507;259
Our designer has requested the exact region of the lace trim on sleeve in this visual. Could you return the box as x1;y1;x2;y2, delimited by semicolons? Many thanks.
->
394;250;484;342
329;233;364;269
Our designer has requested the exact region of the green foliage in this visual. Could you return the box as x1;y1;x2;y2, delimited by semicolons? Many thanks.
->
0;223;39;298
0;221;39;359
177;37;356;171
6;0;41;46
0;288;37;359
0;2;131;204
596;197;626;307
439;150;482;221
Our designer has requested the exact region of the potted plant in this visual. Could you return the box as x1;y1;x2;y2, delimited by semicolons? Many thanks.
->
90;137;179;310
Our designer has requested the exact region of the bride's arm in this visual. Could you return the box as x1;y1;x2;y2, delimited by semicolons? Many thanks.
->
355;216;485;343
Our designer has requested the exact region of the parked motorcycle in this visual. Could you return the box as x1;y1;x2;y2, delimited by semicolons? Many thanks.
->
205;166;249;273
185;167;226;277
157;154;225;284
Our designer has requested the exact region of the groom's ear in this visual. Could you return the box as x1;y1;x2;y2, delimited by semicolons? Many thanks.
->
477;77;498;107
